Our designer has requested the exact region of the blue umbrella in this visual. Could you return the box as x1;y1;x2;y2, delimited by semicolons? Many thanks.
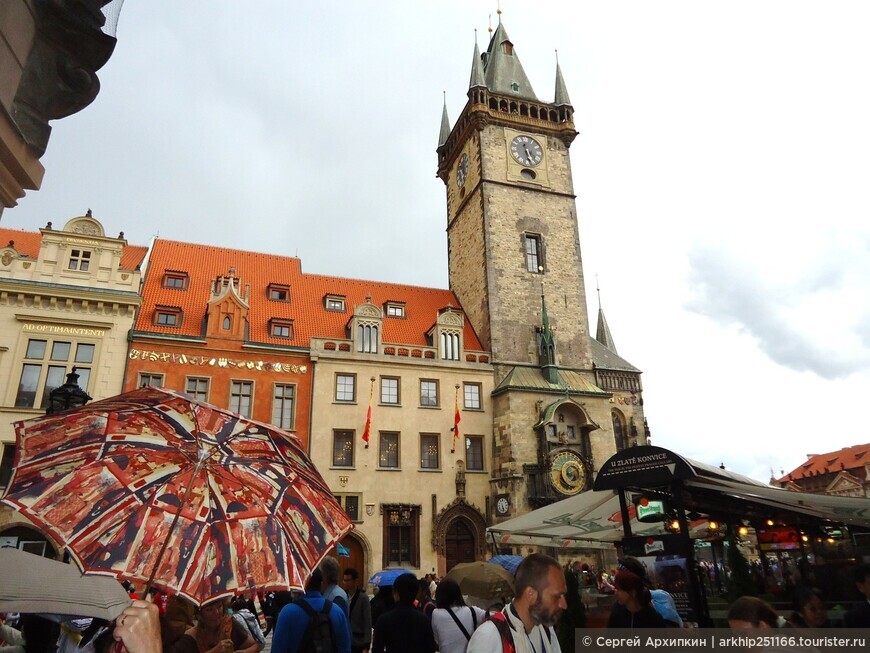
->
368;568;414;587
488;555;523;574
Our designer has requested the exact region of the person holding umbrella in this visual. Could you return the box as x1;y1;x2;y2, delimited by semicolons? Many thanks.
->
170;599;261;653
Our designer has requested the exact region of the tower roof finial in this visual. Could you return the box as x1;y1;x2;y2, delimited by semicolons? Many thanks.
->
438;91;451;147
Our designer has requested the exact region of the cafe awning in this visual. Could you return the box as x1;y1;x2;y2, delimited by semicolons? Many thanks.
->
488;447;870;548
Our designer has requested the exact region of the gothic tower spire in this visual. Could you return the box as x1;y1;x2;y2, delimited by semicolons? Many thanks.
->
438;92;450;147
469;31;485;91
482;21;536;100
554;52;572;105
594;282;617;353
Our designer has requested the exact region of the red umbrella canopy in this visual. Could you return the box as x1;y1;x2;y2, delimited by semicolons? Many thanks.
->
1;386;352;606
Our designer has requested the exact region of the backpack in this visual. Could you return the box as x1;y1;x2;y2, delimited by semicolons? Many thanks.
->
295;598;337;653
233;609;266;647
485;609;552;653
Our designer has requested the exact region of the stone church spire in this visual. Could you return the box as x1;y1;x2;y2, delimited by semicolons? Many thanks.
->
469;33;485;90
594;284;617;353
438;93;451;147
482;18;536;100
554;56;571;106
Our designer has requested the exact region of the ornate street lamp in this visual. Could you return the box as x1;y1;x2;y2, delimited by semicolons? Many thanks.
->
46;367;92;415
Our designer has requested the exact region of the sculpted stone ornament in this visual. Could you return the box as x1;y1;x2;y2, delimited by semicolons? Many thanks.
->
11;0;118;156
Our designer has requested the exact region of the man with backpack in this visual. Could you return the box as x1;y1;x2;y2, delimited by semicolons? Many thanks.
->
467;553;566;653
371;573;435;653
271;568;351;653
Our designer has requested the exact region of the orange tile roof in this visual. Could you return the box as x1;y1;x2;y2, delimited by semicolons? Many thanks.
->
0;229;43;258
778;443;870;482
138;239;485;351
0;228;147;271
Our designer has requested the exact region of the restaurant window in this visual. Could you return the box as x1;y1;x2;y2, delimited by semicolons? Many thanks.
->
139;373;164;388
271;384;295;429
230;380;253;417
465;435;484;471
382;505;420;567
186;377;209;402
68;249;92;271
380;377;399;405
420;379;439;407
333;430;354;467
378;432;400;469
15;338;94;409
335;374;356;402
420;434;440;470
463;382;481;410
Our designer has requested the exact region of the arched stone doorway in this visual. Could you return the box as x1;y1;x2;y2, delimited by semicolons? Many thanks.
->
433;498;486;576
328;532;369;583
0;523;59;558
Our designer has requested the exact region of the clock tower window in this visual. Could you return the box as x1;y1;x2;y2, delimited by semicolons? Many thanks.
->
524;234;544;273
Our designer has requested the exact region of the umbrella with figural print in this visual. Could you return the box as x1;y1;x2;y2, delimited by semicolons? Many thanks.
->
1;386;353;606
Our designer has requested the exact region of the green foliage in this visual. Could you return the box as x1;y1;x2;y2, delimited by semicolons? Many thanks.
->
558;565;586;652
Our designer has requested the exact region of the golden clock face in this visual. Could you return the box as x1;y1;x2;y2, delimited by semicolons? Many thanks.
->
550;450;588;496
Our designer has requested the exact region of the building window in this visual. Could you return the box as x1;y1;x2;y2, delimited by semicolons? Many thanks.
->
139;373;164;388
230;380;253;417
325;295;346;312
162;272;188;289
270;320;294;339
335;374;356;402
379;432;400;469
440;331;460;360
463;383;481;410
420;434;440;470
385;303;405;318
186;377;209;402
222;316;231;330
383;505;420;567
68;249;92;271
466;435;484;471
524;234;543;273
380;377;399;405
612;411;627;451
272;384;295;429
357;324;378;353
0;444;15;489
268;284;290;302
333;430;354;467
420;379;439;407
335;493;362;521
15;338;94;409
154;306;182;327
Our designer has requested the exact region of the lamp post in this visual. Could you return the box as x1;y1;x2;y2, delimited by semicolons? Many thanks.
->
46;367;92;415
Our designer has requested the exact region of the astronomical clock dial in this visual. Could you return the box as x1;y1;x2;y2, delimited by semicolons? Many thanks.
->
550;450;588;496
456;153;469;187
510;135;543;167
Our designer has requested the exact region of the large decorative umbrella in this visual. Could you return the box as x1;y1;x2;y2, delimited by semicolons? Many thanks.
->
444;561;514;600
367;568;414;587
1;386;353;606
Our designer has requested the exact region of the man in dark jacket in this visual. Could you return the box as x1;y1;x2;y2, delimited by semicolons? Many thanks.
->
372;573;435;653
342;567;372;653
845;563;870;627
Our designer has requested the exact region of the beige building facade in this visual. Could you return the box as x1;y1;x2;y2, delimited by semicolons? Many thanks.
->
309;300;495;578
0;214;146;549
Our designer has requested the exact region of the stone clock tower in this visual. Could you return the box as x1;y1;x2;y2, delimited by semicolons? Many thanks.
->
437;18;649;523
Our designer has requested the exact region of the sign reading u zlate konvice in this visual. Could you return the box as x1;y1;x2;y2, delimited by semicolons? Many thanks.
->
593;446;695;491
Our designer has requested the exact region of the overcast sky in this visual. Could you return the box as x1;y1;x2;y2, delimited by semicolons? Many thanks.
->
5;1;870;483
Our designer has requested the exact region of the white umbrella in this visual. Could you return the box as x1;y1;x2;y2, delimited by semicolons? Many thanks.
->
0;548;130;620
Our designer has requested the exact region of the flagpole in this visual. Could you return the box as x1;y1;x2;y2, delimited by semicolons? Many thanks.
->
362;376;375;449
451;383;461;453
